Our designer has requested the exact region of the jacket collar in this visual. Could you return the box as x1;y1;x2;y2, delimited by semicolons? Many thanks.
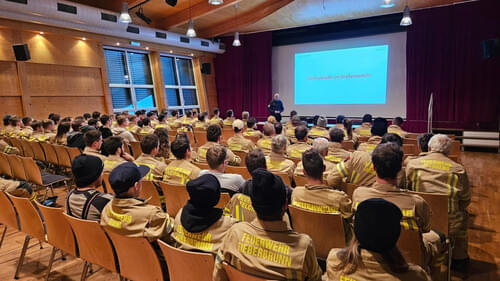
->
251;218;291;232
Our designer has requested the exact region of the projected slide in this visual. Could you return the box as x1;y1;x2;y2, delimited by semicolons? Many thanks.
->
294;45;389;105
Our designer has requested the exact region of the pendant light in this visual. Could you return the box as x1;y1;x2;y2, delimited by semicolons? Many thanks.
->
400;4;412;26
119;2;132;23
232;4;241;47
186;0;196;37
208;0;224;5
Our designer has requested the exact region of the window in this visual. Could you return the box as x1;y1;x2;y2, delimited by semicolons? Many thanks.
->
161;55;199;115
104;48;156;112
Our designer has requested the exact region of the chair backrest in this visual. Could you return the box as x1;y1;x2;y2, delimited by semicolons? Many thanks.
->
221;129;234;143
35;202;77;257
122;142;131;155
341;182;359;198
194;131;207;148
20;156;43;186
402;144;417;156
273;171;291;186
215;192;230;209
9;137;24;155
104;229;164;281
29;141;46;162
194;162;210;170
407;133;419;139
53;144;72;168
244;135;260;144
403;138;418;146
233;151;247;167
6;154;27;181
40;142;59;165
294;175;308;187
449;140;461;158
159;182;189;217
0;152;13;178
7;193;45;241
397;228;424;267
225;166;251;180
341;140;355;151
288;205;346;259
65;146;81;162
158;240;214;281
100;172;114;195
63;213;118;273
140;180;162;207
409;191;448;235
287;157;301;166
358;136;370;142
20;139;34;158
129;141;143;159
0;191;19;229
222;263;273;281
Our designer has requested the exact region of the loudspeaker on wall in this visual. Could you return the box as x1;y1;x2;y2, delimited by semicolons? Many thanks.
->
201;63;211;75
12;44;31;61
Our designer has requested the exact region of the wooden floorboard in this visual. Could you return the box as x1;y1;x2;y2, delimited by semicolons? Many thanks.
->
0;151;498;280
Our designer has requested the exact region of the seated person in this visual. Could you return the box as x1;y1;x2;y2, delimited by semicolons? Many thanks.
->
324;198;430;281
138;118;155;135
223;109;235;126
163;137;201;185
241;111;250;127
354;113;373;137
51;122;71;145
334;115;346;133
19;117;33;139
256;123;275;155
193;112;208;129
6;117;21;137
66;155;112;221
134;134;168;181
200;145;245;196
357;117;387;153
266;135;296;181
209;108;224;127
285;115;303;143
284;110;297;130
196;125;241;166
40;119;56;141
242;117;262;138
167;110;180;129
154;128;171;161
388;117;408;138
309;116;329;139
126;115;140;132
294;137;335;181
326;128;351;163
172;174;237;255
287;125;311;159
326;149;374;188
83;129;105;161
102;136;134;172
213;169;322;281
111;116;137;144
0;139;19;154
418;133;434;153
99;115;113;139
227;119;255;153
0;177;33;198
66;120;85;149
29;121;44;142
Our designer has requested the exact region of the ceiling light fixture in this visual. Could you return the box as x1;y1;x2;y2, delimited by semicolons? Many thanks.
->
82;37;86;41
169;50;173;53
116;42;121;46
119;2;132;23
186;0;196;37
145;46;149;50
400;5;412;26
232;4;241;47
380;0;395;8
208;0;223;5
39;31;44;34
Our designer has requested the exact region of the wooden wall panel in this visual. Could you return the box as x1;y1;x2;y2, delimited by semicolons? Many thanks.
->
0;97;23;117
198;56;218;112
0;61;20;96
29;97;106;120
25;63;103;97
0;28;16;61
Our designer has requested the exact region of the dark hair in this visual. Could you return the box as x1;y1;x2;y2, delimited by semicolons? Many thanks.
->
247;117;257;128
141;118;151;127
61;117;72;123
381;133;403;147
336;115;345;124
147;111;155;118
154;128;170;158
226;109;233;118
171;137;190;159
84;130;102;147
171;109;178;117
72;119;84;131
31;121;42;131
10;117;20;126
329;128;345;143
88;119;98;127
50;114;60;124
206;124;221;142
42;119;54;129
3;115;11;126
158;113;166;122
207;145;227;169
290;110;297;117
56;122;71;139
302;149;325;180
198;113;206;122
100;115;111;126
92;111;101;119
343;118;353;140
312;115;320;126
418;133;434;152
294;125;308;141
362;114;373;123
74;116;84;122
117;116;127;126
393;117;404;127
101;136;123;156
83;113;91;120
245;149;267;173
22;117;32;126
372;143;403;179
186;111;192;118
140;134;159;154
128;115;137;122
371;117;388;137
274;122;283;135
213;108;219;115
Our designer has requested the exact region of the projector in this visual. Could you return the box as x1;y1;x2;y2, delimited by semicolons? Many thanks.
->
166;0;177;7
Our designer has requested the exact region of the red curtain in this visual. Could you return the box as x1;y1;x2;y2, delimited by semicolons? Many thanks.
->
406;0;500;132
214;32;272;121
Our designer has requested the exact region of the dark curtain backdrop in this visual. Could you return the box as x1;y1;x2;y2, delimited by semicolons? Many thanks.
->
214;32;272;121
406;0;500;132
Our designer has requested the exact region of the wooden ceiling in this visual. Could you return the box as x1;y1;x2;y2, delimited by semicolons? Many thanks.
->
69;0;469;38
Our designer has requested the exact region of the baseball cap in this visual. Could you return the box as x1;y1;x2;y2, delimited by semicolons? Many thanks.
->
232;119;244;131
109;162;150;195
71;154;104;188
186;173;221;208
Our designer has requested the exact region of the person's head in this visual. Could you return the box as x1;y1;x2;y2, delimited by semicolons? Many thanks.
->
71;119;84;132
242;111;249;120
10;117;20;127
290;110;297;118
171;137;191;160
273;93;280;101
154;128;170;154
186;174;221;210
381;133;403;147
263;123;276;137
72;154;104;189
128;115;137;123
329;128;345;143
147;111;157;120
372;142;403;180
31;121;42;132
294;125;308;142
274;122;283;135
50;113;60;125
213;108;220;117
336;115;345;124
141;118;151;127
101;136;125;157
198;113;206;122
100;115;111;127
312;115;320;126
428;134;452;155
84;130;102;149
245;149;267;173
312;137;329;156
191;109;199;118
392;117;404;127
42;119;54;131
271;134;288;154
232;119;244;133
109;162;149;197
417;133;434;152
362;114;373;124
206;144;227;171
117;116;129;127
291;115;302;127
87;119;98;127
250;168;287;220
141;134;160;156
185;111;192;118
22;117;32;127
158;113;166;123
317;116;328;128
246;117;257;129
371;117;388;137
171;109;178;117
90;111;99;120
83;113;91;120
3;115;11;126
267;115;277;124
206;124;222;142
56;122;71;138
302;149;325;180
226;109;233;119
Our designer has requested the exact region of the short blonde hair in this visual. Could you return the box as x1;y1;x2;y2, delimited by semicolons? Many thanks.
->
312;137;329;155
267;115;277;124
271;135;287;153
428;134;452;155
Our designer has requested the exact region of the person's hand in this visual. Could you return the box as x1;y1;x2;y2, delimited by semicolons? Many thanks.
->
122;152;135;162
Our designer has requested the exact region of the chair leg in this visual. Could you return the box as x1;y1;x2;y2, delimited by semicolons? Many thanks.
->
39;239;43;249
45;247;57;281
80;261;89;281
447;242;453;281
14;235;31;279
0;225;7;248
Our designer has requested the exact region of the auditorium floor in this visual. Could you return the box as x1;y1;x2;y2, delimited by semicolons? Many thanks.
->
0;151;498;281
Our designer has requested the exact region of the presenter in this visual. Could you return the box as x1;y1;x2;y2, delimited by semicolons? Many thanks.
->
267;93;284;122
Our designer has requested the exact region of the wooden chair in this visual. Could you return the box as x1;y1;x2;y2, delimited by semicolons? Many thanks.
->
28;141;46;162
449;140;461;161
287;157;301;166
407;133;419;139
122;142;132;155
20;139;35;158
403;138;418;146
222;129;234;142
358;136;370;142
294;175;308;187
63;214;119;280
158;240;214;281
9;137;24;156
40;142;59;168
233;151;248;167
129;141;143;159
0;152;13;178
65;146;81;162
288;205;346;259
397;228;425;267
225;165;251;180
409;191;448;235
194;162;210;170
0;191;19;248
244;135;260;144
21;156;67;198
53;144;72;170
402;144;418;156
159;182;189;217
341;182;359;198
223;263;274;281
35;202;77;281
141;180;162;207
273;171;292;186
104;229;164;281
215;192;231;209
6;154;27;181
7;194;46;279
341;140;355;151
102;172;113;194
194;130;207;147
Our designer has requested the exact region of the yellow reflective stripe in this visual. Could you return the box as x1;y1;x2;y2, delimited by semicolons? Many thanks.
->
228;143;243;151
289;149;303;158
291;200;340;214
103;160;117;171
235;205;240;221
135;162;157;180
447;173;458;213
325;155;342;163
337;161;348;178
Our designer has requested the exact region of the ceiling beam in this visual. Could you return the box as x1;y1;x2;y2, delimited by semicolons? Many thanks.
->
197;0;294;38
157;0;245;30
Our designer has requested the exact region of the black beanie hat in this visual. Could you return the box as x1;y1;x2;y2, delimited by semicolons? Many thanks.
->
71;154;104;188
250;168;286;214
354;198;402;253
186;174;221;208
371;117;388;137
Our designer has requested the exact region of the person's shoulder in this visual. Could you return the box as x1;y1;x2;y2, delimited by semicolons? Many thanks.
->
406;263;432;281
